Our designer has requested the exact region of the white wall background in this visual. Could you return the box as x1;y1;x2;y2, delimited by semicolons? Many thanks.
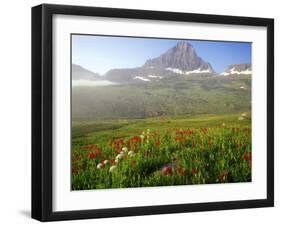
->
0;0;279;225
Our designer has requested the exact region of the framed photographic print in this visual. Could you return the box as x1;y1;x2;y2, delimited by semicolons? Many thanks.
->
32;4;274;221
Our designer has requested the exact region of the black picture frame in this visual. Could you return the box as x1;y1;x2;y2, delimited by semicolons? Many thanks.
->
32;3;274;222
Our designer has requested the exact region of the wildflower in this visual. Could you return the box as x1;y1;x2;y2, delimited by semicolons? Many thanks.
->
97;163;103;169
130;136;141;143
116;153;124;160
128;151;135;157
111;139;125;151
162;166;173;176
87;148;101;159
146;130;150;139
222;123;226;127
241;112;247;117
122;147;128;152
242;152;248;161
140;134;145;140
109;165;117;173
110;158;115;165
155;140;161;146
242;152;251;162
115;159;119;164
88;152;97;159
102;159;109;165
238;116;244;121
191;168;198;175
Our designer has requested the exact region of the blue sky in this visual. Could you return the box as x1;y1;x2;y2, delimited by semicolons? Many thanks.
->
72;35;251;74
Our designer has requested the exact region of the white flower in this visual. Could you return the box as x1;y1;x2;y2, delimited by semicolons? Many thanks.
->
222;123;226;127
122;147;128;152
96;163;103;169
140;134;145;140
128;151;134;157
238;116;244;121
115;159;119;164
109;165;117;173
103;160;109;165
241;112;247;117
116;153;124;160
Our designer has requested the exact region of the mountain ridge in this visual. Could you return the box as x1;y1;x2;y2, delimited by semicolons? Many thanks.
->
72;64;101;80
220;63;252;76
72;41;252;85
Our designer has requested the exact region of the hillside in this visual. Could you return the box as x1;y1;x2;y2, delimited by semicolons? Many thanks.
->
72;74;251;120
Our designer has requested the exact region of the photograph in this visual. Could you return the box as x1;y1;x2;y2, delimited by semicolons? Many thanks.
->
71;35;252;190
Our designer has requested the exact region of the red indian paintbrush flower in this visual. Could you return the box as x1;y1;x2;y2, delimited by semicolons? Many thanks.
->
130;136;141;143
110;157;115;166
162;166;173;176
191;168;199;175
155;140;161;146
87;147;101;159
242;152;252;167
242;152;248;161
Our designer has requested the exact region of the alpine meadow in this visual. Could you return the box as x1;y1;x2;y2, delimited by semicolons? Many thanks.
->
71;36;252;190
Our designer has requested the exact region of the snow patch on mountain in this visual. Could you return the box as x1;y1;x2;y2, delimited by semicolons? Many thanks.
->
166;67;212;75
221;68;252;76
134;76;151;82
185;69;212;75
166;67;185;74
148;75;163;79
221;64;252;76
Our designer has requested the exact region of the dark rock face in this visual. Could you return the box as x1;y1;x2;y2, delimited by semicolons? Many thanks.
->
143;41;214;72
72;64;101;80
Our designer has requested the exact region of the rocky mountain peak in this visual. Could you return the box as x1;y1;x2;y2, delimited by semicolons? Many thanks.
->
143;41;214;72
175;41;193;51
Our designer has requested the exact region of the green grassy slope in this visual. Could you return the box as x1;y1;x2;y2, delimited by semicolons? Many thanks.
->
72;74;251;120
